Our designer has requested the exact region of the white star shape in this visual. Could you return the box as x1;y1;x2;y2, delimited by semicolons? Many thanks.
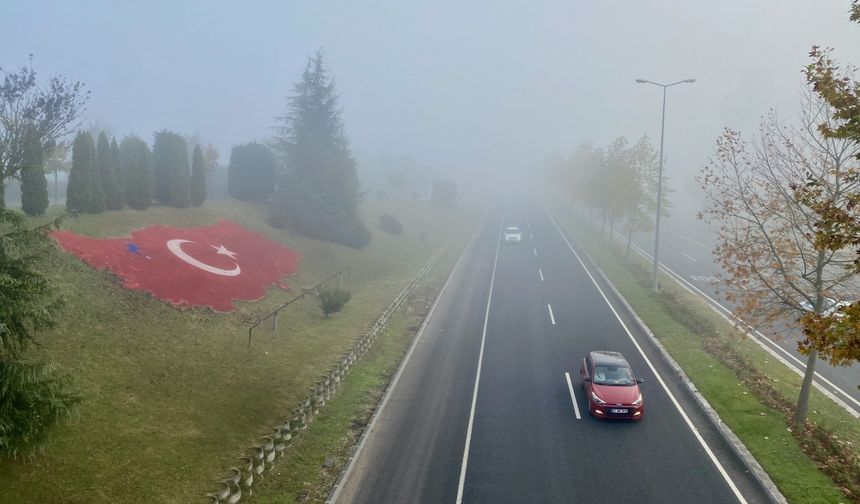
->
211;244;238;259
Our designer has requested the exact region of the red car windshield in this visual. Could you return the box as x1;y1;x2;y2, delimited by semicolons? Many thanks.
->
593;365;635;386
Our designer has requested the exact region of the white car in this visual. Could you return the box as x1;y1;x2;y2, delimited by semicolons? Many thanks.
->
504;226;523;243
799;297;851;317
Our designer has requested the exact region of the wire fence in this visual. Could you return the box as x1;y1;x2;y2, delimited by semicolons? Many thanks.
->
207;236;455;503
247;267;351;349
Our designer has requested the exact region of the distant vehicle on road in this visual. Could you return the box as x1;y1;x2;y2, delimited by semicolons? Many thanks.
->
799;297;850;318
503;226;522;243
580;351;644;420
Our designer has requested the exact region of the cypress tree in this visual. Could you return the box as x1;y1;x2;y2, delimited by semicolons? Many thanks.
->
20;132;49;216
228;143;276;202
152;131;170;204
110;138;124;208
190;144;206;207
84;133;105;214
169;156;191;209
152;130;190;206
97;133;121;210
66;131;94;213
121;135;153;210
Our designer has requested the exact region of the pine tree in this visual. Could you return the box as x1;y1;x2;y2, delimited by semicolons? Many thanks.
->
121;135;153;210
0;209;79;457
96;133;121;210
190;144;206;207
66;131;94;213
152;130;190;206
110;138;124;208
20;131;49;216
270;50;369;248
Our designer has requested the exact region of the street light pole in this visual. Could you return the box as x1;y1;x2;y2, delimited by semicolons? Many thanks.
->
635;78;695;292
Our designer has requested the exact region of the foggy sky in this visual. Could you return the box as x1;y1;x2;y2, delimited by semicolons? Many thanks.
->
4;1;860;193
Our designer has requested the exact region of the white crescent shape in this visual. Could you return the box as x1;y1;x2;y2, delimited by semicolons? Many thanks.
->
166;239;241;277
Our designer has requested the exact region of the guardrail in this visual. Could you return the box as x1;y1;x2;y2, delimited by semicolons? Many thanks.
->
247;267;351;349
205;241;452;503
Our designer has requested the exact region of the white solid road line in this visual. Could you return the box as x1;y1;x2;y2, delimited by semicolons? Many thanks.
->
455;219;504;504
665;227;712;252
328;232;472;504
533;247;538;257
530;233;534;240
539;268;544;282
681;252;697;262
620;231;860;416
549;211;748;504
564;372;582;420
548;304;556;325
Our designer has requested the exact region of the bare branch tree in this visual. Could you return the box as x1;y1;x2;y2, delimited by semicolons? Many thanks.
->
699;89;860;426
0;56;88;208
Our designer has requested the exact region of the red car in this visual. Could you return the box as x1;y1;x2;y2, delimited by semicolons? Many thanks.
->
580;351;644;420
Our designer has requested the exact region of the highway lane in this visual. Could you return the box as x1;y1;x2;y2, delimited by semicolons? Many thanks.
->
624;224;860;415
331;214;498;503
333;199;772;504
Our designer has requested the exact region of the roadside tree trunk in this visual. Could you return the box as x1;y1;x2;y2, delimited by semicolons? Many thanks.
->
794;350;818;427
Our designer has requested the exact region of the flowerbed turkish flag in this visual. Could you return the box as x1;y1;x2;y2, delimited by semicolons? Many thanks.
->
52;220;301;312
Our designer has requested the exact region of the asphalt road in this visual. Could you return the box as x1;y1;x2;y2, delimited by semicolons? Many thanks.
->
331;199;773;504
624;222;860;416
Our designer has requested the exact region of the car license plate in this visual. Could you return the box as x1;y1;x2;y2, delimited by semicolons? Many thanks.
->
610;408;628;414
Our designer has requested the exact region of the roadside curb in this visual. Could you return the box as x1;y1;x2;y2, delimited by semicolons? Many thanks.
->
572;234;788;504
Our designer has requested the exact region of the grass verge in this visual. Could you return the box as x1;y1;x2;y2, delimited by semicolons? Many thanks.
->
554;203;854;504
0;197;475;503
247;249;456;503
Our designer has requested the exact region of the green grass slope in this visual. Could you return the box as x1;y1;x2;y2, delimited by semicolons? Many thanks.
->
0;197;475;504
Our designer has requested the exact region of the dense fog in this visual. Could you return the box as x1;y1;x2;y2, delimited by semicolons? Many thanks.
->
5;0;860;209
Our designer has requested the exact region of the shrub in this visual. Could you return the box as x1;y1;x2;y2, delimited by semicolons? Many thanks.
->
269;180;371;248
319;287;351;317
380;213;403;235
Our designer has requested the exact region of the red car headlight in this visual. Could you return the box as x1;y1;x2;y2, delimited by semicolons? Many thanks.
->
632;394;643;406
591;391;606;405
